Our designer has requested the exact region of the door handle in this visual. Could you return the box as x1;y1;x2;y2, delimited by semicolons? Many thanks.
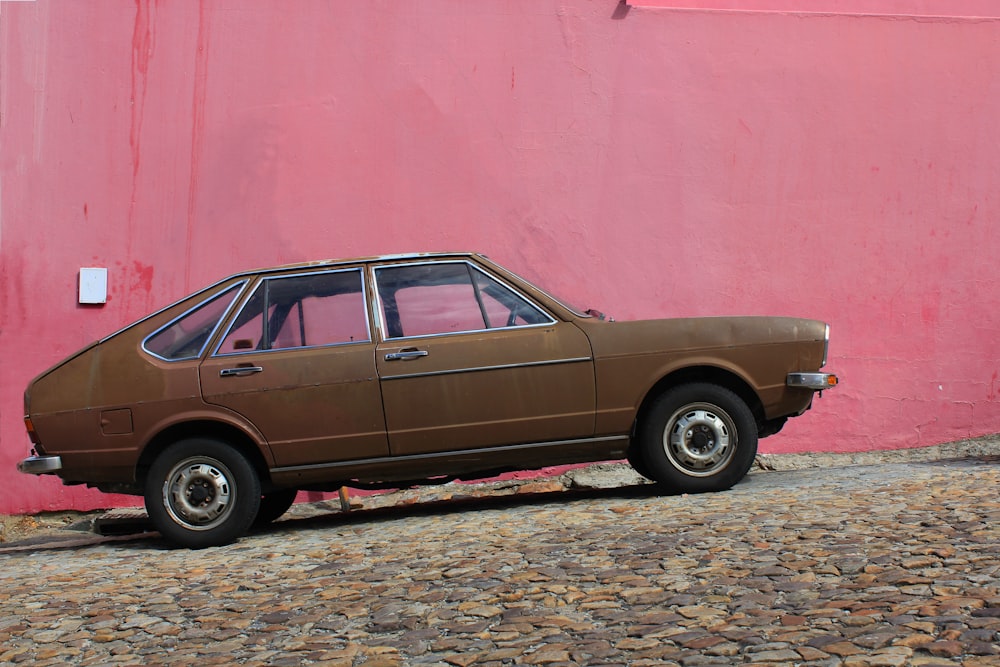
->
219;366;264;377
384;349;429;361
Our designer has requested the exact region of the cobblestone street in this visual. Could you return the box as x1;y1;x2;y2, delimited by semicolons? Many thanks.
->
1;457;999;666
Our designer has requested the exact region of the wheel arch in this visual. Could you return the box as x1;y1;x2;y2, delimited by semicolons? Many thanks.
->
135;420;273;493
632;365;765;439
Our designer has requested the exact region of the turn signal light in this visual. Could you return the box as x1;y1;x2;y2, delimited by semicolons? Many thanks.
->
24;416;40;445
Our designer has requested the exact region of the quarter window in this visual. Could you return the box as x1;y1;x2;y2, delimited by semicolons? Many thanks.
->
217;269;368;354
143;283;244;361
375;262;552;339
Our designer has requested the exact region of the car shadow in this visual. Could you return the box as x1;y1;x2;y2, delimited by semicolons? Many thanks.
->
5;481;661;553
20;455;997;553
255;482;661;539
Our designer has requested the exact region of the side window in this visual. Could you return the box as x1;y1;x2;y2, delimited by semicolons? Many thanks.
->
219;286;270;353
143;283;244;361
471;267;552;328
375;262;552;339
376;263;483;338
217;269;368;354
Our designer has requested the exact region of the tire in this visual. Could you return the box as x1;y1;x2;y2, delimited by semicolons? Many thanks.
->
638;383;758;494
144;438;261;549
253;489;298;528
626;446;655;481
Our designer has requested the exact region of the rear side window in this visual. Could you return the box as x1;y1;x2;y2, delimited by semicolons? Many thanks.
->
216;269;369;354
143;283;244;361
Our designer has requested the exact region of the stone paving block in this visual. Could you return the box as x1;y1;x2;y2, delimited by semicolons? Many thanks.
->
2;457;1000;665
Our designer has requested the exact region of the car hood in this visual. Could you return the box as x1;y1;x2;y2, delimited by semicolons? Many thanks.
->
578;316;829;357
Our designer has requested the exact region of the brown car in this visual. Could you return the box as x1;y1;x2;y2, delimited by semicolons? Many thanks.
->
19;253;837;548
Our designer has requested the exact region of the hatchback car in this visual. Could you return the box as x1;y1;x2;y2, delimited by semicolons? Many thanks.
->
19;253;837;548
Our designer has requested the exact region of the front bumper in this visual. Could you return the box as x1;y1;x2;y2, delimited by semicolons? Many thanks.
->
17;455;63;475
787;372;839;390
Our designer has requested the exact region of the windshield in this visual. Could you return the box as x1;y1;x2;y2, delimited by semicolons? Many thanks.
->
484;259;591;318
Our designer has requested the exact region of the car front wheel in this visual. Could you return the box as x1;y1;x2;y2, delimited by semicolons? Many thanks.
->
144;438;261;549
638;383;758;493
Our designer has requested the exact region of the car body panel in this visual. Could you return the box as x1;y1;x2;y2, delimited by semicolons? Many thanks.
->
20;252;836;497
376;323;596;456
200;344;389;467
26;329;204;483
579;316;828;434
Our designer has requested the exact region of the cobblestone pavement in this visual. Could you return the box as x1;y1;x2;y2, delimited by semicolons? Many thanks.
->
1;457;999;666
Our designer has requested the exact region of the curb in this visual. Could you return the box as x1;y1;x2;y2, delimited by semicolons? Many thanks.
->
752;434;1000;471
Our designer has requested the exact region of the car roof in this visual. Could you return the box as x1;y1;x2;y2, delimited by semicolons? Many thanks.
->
96;253;487;346
242;251;482;278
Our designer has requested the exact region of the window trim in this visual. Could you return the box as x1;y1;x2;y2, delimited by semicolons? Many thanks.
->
141;281;248;362
209;267;372;358
371;260;557;342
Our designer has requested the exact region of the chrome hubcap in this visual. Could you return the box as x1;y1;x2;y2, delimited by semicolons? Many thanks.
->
664;403;736;477
163;458;234;530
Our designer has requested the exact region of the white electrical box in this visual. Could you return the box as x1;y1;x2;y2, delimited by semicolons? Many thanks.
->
79;268;108;304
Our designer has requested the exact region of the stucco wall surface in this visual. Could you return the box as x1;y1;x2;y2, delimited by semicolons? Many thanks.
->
1;1;998;513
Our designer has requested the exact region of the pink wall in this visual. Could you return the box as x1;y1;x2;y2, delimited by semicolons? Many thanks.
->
2;1;998;514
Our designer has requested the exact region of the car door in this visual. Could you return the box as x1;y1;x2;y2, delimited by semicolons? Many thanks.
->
373;260;596;456
200;267;389;468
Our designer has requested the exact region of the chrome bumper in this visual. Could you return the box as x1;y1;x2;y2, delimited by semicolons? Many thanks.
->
17;455;63;475
787;372;839;390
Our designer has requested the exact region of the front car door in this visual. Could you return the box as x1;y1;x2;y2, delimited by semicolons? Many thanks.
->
200;267;388;468
373;259;596;456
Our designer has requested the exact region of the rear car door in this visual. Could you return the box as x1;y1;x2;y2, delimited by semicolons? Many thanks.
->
373;260;596;456
200;267;389;467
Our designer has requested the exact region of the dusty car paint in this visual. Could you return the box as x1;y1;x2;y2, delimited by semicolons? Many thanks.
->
581;316;829;435
19;252;837;548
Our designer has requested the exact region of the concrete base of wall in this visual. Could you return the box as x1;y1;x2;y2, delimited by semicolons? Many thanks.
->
752;433;1000;472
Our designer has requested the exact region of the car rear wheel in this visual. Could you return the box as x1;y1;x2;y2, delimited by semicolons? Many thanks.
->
626;447;655;481
144;438;261;549
253;489;298;528
638;383;757;493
